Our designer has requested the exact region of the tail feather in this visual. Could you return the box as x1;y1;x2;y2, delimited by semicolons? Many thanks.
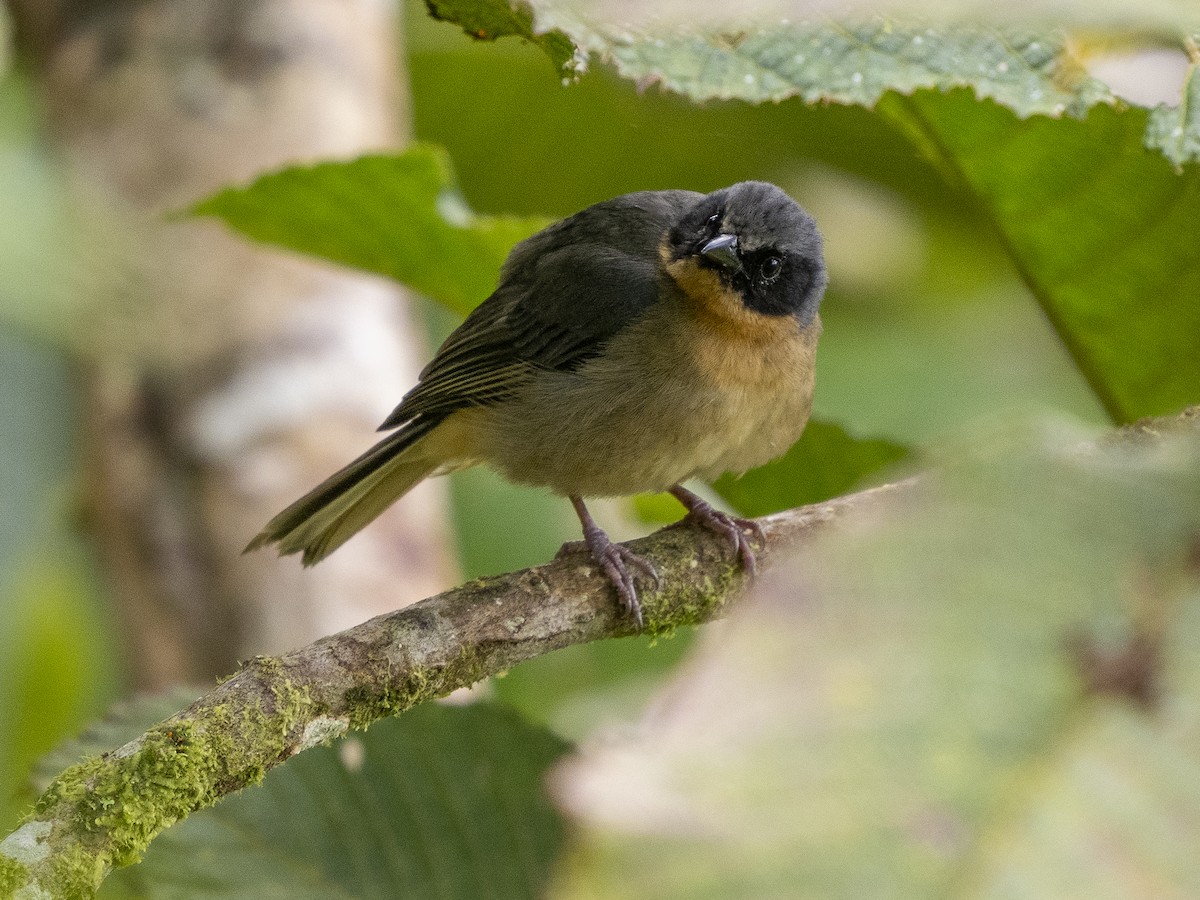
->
246;416;443;566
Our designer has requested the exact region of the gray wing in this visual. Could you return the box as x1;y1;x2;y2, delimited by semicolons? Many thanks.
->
378;189;699;430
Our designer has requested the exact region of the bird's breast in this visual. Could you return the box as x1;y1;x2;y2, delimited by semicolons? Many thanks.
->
473;299;819;498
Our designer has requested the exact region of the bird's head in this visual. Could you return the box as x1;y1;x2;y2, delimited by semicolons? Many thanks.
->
664;181;827;330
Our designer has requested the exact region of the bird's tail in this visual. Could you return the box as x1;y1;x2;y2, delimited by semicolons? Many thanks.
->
245;416;445;566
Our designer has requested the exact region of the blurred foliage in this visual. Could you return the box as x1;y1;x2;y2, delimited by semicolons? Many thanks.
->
0;78;127;350
192;148;548;316
553;416;1200;898
0;332;120;836
0;5;9;83
0;74;124;842
0;547;118;834
0;332;71;579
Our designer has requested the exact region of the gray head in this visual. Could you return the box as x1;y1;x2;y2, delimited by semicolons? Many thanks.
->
666;181;827;325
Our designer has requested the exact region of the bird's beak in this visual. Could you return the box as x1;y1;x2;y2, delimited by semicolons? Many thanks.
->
700;233;741;272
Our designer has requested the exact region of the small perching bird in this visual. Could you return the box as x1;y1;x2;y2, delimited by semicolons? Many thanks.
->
247;181;827;626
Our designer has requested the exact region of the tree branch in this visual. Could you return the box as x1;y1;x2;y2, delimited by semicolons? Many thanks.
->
0;479;903;899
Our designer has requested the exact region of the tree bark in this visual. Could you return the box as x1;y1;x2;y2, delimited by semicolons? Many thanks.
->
8;0;457;685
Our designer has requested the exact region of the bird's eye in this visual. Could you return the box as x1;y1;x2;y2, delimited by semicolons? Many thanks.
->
705;212;721;232
759;256;783;282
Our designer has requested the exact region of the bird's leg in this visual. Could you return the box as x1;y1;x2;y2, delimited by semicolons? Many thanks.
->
568;496;658;628
669;485;765;577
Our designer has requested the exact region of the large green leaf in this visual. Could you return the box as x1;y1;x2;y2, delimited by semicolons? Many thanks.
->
431;0;1199;37
424;1;1199;166
36;697;571;899
570;22;1109;116
552;413;1200;898
881;91;1200;422
192;145;549;316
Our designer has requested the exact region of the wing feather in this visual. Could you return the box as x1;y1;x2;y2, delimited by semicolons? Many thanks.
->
379;190;700;432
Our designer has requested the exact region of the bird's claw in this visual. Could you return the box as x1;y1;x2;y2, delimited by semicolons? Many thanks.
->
569;530;657;628
671;486;765;577
596;541;658;628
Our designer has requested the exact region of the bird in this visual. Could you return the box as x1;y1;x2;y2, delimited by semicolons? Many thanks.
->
247;181;827;627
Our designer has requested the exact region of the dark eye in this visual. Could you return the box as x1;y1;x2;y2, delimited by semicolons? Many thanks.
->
759;256;783;282
705;212;721;232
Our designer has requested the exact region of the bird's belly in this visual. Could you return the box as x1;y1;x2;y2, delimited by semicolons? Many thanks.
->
476;363;813;498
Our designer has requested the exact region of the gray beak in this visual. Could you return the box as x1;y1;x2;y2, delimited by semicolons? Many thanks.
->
701;233;740;271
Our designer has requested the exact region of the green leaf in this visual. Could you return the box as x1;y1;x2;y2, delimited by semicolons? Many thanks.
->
630;419;910;523
192;145;549;315
553;414;1200;898
424;0;581;78
590;24;1109;116
713;419;910;517
423;3;1200;164
36;697;571;899
881;92;1200;422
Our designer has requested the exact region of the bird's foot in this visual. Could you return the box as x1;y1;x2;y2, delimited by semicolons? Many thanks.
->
583;532;659;629
669;485;764;577
568;497;658;628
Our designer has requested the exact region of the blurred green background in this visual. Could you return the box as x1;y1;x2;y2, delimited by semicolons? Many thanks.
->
0;0;1115;838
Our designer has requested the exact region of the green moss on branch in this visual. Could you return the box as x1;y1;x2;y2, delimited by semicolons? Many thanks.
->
0;477;894;899
0;854;28;896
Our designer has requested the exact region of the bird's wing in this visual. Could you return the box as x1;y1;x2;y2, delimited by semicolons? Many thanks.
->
379;191;698;430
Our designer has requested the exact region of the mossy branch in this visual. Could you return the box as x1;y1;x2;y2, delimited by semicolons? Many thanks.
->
0;481;902;900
